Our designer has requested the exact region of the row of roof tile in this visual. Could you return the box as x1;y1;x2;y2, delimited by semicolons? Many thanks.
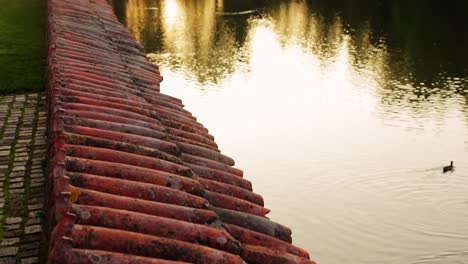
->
46;0;314;263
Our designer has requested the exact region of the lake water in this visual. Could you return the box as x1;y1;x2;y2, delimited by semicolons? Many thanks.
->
109;1;468;263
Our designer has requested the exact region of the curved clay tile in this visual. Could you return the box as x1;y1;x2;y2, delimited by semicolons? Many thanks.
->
46;0;314;263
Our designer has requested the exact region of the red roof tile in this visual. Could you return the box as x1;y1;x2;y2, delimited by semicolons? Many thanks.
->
46;0;314;263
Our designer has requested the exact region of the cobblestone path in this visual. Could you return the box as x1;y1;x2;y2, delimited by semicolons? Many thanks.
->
0;93;47;264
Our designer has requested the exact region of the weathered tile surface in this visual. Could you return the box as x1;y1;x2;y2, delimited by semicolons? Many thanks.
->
45;0;313;263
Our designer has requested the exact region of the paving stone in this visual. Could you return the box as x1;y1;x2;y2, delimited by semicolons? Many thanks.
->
27;198;44;204
9;182;24;189
19;249;39;258
0;247;18;257
3;129;16;133
5;217;22;225
24;225;42;235
3;224;21;231
21;235;40;243
0;94;46;261
2;233;24;242
27;203;43;210
30;183;44;188
14;147;29;153
10;171;25;177
0;257;16;264
13;156;29;162
29;179;44;186
7;196;27;214
0;138;14;143
9;189;25;194
12;166;26;171
9;177;24;183
21;257;39;264
30;174;43;179
25;218;41;226
31;155;43;160
19;242;40;251
0;238;20;247
30;188;44;194
28;193;45;199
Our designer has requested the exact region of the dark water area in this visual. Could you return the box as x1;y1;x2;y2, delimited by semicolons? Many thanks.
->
110;1;468;263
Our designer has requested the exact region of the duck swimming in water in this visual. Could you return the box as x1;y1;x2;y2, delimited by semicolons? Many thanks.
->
443;161;454;173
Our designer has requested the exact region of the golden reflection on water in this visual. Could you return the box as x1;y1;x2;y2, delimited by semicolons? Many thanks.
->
125;0;398;99
126;0;242;85
160;0;218;76
274;1;310;44
114;1;468;263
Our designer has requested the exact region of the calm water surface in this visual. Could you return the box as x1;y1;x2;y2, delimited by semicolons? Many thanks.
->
110;1;468;263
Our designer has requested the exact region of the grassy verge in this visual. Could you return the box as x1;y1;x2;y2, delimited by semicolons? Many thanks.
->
0;0;46;94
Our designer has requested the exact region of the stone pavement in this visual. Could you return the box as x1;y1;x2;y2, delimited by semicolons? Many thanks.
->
0;93;47;264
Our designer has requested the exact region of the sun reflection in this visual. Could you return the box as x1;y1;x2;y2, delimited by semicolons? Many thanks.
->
160;0;186;53
247;20;279;74
162;0;180;24
326;38;353;92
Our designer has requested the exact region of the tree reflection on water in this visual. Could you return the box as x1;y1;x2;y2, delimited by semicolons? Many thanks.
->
109;0;467;93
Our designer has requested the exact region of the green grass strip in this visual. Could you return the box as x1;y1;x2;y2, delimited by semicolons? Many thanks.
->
0;0;46;94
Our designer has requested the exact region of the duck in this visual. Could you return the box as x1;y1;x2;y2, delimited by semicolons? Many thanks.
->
443;161;454;173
